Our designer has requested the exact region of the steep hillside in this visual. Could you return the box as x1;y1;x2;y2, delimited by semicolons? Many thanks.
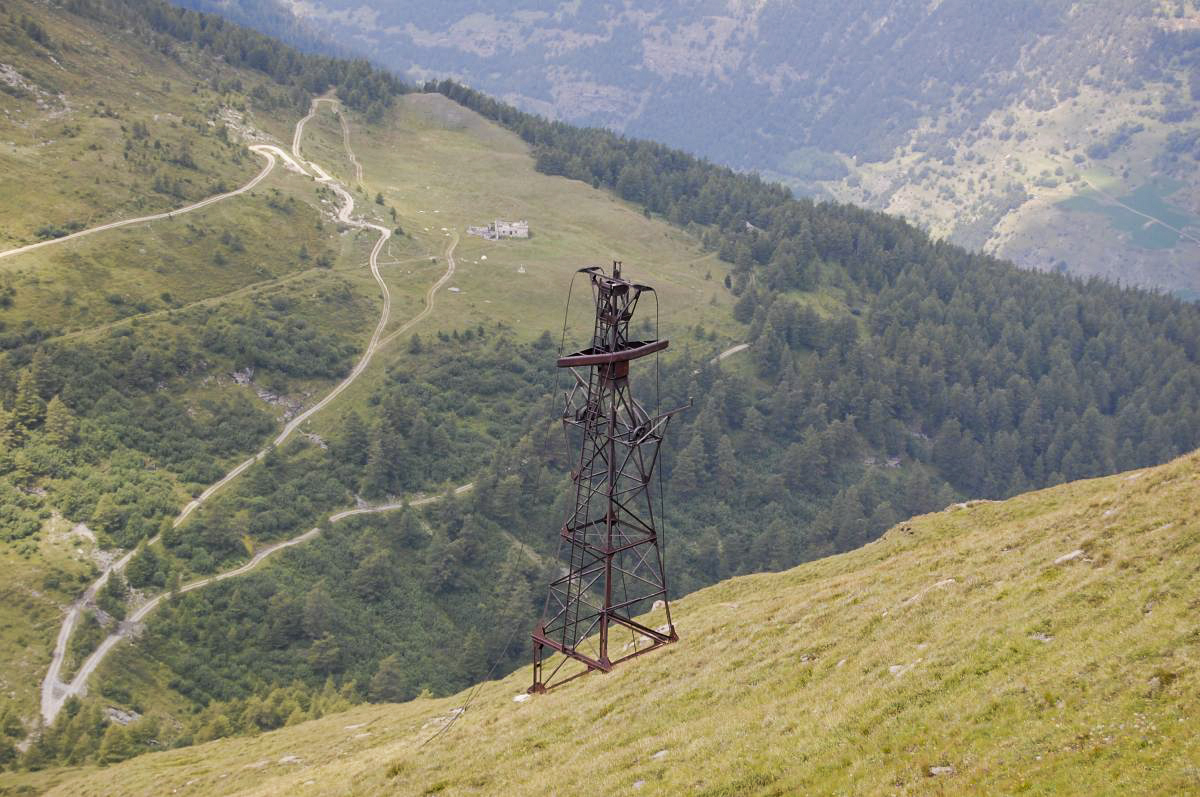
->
15;450;1199;796
179;0;1200;295
3;0;1199;779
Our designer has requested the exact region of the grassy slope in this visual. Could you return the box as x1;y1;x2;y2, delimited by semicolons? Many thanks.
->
0;2;262;246
20;450;1198;796
363;93;737;343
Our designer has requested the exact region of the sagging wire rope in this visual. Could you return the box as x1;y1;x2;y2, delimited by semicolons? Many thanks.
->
651;290;674;643
419;270;586;749
417;618;524;749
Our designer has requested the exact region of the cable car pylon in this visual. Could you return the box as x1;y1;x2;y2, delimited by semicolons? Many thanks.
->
531;262;688;692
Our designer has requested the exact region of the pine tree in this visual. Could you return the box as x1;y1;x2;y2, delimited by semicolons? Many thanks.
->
43;395;77;447
125;543;161;589
196;713;232;743
369;653;414;702
98;571;128;620
361;436;391;498
97;724;132;765
91;494;124;537
302;584;335;639
755;321;787;377
715;434;738;492
306;634;343;675
351;550;392;599
396;506;424;547
732;287;757;323
783;433;826;494
456;628;487;685
334;411;369;468
29;348;53;397
425;529;464;592
672;434;708;494
0;406;14;450
12;369;44;430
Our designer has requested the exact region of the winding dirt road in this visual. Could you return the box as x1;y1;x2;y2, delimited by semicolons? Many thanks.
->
328;483;474;523
712;343;749;363
380;232;458;349
38;99;456;726
334;107;364;188
0;144;302;261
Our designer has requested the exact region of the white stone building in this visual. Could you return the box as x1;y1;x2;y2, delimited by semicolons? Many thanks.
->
494;219;529;238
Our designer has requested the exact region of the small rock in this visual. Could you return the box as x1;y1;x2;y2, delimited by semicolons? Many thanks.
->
651;749;668;760
929;765;955;776
1030;632;1054;643
513;693;531;703
633;781;646;790
1054;549;1084;566
344;723;366;730
278;755;302;764
105;706;141;725
836;658;847;668
652;599;665;611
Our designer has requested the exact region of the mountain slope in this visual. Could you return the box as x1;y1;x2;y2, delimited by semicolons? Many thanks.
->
3;0;1200;777
20;449;1200;795
179;0;1200;296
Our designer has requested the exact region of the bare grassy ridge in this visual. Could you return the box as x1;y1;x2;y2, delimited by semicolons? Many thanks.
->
0;0;278;247
23;451;1199;796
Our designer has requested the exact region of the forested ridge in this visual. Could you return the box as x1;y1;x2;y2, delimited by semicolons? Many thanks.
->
436;79;1200;496
5;0;1200;772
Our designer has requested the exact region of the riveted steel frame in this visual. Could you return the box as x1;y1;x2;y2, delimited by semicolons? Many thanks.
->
531;264;684;693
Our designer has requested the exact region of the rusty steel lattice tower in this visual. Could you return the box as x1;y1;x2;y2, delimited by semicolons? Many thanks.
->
531;263;687;693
